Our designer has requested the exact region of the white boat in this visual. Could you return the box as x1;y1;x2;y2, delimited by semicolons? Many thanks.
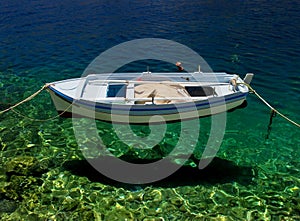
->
47;71;254;124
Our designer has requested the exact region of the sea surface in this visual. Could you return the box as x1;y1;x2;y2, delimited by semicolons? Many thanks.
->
0;0;300;220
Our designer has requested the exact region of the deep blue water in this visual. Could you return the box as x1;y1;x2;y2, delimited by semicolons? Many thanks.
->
0;0;300;219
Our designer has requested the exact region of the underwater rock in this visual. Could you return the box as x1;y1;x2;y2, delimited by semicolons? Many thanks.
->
0;167;7;182
0;199;18;213
70;207;100;221
170;197;183;206
0;181;10;199
61;196;79;211
219;183;239;196
142;189;162;202
4;175;41;200
5;156;49;176
229;207;248;219
104;207;134;221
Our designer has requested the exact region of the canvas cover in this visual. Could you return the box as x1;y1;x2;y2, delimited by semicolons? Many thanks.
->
134;83;190;104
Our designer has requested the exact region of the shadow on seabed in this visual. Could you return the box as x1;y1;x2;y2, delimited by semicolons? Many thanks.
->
62;155;255;189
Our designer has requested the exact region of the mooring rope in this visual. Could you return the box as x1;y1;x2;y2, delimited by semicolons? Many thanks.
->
239;82;300;128
9;102;73;122
0;84;73;122
0;84;48;115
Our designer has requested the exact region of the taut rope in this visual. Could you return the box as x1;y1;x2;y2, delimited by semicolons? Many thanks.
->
239;83;300;128
0;84;48;115
0;84;72;122
9;102;73;122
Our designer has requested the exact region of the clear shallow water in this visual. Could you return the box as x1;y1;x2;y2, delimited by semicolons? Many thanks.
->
0;0;300;220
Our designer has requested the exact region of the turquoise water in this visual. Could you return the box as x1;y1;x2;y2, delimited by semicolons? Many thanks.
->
1;0;300;220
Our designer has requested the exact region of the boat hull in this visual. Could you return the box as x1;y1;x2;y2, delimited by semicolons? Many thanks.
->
48;88;247;124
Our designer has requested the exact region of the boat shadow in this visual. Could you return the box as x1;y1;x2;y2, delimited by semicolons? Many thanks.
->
62;156;255;188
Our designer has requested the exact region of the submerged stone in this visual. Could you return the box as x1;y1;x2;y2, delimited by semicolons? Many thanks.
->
5;156;49;176
0;199;18;213
4;175;40;200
